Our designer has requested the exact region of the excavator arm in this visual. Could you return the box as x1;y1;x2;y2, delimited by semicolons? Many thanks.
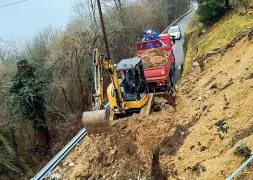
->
92;48;123;111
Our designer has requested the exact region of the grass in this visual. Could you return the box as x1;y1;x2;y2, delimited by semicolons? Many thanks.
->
183;10;253;75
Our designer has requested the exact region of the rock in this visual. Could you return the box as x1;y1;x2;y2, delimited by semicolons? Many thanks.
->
248;28;253;40
209;83;217;89
106;154;115;165
223;95;230;110
219;81;233;91
203;76;216;87
190;145;195;150
45;171;61;180
106;149;117;165
120;123;127;129
207;51;216;56
161;102;166;107
153;105;161;112
202;105;208;112
240;12;247;16
112;170;118;178
106;136;112;148
69;162;75;167
193;61;200;67
246;73;253;80
62;161;69;167
200;146;207;152
195;107;200;110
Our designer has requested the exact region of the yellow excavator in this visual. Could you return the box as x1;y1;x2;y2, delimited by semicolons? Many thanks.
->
82;49;154;134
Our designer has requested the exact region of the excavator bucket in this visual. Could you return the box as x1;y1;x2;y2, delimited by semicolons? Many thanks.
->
82;108;111;135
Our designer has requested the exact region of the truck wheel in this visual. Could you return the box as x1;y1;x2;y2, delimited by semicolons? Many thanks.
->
166;76;174;92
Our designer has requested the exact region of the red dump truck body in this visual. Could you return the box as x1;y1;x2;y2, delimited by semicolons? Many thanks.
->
135;34;175;91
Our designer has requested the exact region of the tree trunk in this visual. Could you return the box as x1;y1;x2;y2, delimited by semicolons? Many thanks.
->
35;109;51;155
151;147;160;178
151;147;167;180
36;125;51;155
225;0;230;10
245;6;248;13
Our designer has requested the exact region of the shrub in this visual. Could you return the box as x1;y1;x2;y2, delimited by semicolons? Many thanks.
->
197;0;226;25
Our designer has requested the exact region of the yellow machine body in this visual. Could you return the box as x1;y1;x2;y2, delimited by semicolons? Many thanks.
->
107;83;149;113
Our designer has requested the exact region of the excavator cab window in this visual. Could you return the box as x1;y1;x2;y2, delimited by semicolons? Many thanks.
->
117;63;148;102
135;63;147;98
118;69;137;101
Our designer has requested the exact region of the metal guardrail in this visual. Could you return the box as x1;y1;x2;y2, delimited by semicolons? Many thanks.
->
226;151;253;180
161;5;195;35
32;103;110;180
31;128;87;180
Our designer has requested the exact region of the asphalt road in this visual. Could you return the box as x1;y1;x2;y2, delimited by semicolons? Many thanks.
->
172;3;198;84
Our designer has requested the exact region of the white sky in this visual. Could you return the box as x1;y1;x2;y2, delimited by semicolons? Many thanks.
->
0;0;75;41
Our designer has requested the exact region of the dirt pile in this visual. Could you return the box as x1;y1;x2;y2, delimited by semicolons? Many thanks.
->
51;106;177;179
137;49;168;69
50;35;253;179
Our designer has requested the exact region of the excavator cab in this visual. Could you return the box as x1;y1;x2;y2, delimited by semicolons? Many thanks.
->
106;58;150;115
116;58;148;103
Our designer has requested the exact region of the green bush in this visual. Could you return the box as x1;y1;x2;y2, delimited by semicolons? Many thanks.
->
197;0;226;25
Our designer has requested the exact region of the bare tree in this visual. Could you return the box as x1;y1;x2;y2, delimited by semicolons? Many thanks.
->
72;0;98;29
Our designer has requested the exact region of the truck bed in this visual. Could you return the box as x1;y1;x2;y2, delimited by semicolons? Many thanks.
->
135;34;175;91
137;49;168;69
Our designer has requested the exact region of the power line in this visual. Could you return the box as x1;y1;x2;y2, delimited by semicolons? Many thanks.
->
0;0;29;9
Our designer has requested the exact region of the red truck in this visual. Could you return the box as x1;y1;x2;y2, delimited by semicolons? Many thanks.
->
135;34;175;92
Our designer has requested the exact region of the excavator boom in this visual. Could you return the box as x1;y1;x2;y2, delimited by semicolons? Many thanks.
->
93;48;104;107
82;49;124;134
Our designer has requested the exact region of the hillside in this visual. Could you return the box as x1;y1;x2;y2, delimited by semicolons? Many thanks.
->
48;14;253;180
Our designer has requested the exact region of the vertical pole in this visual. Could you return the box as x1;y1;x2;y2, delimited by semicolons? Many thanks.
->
151;147;160;179
97;0;111;59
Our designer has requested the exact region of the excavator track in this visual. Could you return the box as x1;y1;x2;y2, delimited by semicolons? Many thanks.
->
140;93;154;115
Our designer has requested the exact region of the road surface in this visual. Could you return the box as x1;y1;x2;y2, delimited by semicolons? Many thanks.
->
172;3;198;84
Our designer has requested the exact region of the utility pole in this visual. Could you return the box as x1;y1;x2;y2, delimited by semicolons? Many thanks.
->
97;0;111;59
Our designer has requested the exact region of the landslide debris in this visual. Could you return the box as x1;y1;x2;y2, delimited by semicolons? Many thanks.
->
53;107;178;180
137;49;168;69
49;29;253;180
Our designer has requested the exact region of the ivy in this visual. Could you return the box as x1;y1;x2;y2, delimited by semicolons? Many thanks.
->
9;59;48;130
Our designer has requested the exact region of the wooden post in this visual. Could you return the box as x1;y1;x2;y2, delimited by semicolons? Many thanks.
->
97;0;111;59
151;147;160;179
